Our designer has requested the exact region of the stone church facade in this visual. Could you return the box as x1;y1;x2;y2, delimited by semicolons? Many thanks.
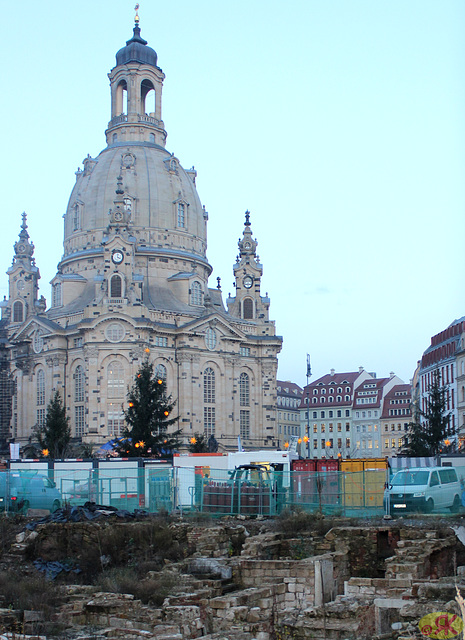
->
0;17;282;452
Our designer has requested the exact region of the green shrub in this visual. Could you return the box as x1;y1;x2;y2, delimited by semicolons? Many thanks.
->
0;570;64;618
94;566;175;605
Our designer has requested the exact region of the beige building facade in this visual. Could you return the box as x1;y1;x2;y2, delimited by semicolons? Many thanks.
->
0;19;282;452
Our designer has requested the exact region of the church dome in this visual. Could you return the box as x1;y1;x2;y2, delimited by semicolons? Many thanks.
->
60;21;210;274
116;25;158;67
63;142;207;264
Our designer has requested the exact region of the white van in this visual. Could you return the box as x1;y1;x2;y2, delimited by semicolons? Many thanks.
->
386;466;462;514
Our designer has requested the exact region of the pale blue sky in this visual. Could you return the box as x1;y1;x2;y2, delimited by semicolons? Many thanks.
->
1;1;464;386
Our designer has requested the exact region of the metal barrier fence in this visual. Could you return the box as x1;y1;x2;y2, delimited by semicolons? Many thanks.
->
0;467;461;517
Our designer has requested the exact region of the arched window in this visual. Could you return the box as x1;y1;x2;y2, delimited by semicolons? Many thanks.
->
191;281;202;306
74;365;85;403
149;133;155;143
141;79;155;114
155;363;167;381
110;274;122;298
36;369;45;406
239;372;250;407
52;282;62;307
108;361;125;398
243;298;253;319
13;301;23;323
116;79;127;115
204;367;215;404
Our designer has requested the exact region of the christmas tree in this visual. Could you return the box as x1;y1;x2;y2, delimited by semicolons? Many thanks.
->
116;358;180;457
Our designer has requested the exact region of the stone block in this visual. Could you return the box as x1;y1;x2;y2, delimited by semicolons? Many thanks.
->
210;599;230;609
247;607;261;623
258;598;272;609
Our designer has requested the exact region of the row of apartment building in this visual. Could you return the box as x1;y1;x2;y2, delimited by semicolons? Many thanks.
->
277;369;411;458
277;316;465;459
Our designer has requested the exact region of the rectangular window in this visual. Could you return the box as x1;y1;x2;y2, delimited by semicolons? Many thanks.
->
204;407;215;436
345;410;350;417
346;438;351;449
37;408;46;429
108;404;124;437
155;336;168;347
240;378;250;407
337;438;342;448
177;203;185;227
313;439;318;449
73;337;83;348
240;410;250;439
321;439;326;449
75;405;85;437
337;423;342;432
240;346;250;357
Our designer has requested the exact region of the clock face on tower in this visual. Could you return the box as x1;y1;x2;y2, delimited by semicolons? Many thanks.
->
111;250;124;265
243;275;253;289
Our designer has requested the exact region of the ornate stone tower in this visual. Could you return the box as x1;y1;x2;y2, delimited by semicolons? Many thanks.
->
4;213;44;325
227;211;271;323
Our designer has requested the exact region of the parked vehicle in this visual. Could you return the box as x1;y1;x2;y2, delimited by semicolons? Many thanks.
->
0;471;62;513
385;466;462;514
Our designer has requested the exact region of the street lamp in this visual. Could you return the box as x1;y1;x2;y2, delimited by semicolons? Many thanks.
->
306;354;311;459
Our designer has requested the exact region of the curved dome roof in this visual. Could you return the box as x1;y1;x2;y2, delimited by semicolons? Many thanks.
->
116;25;158;67
63;141;207;261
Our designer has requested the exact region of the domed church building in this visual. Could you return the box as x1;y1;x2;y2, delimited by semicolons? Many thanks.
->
0;15;282;452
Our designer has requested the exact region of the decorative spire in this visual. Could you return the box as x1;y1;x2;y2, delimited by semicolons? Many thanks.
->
237;210;257;258
125;4;147;46
13;212;35;261
19;212;30;242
